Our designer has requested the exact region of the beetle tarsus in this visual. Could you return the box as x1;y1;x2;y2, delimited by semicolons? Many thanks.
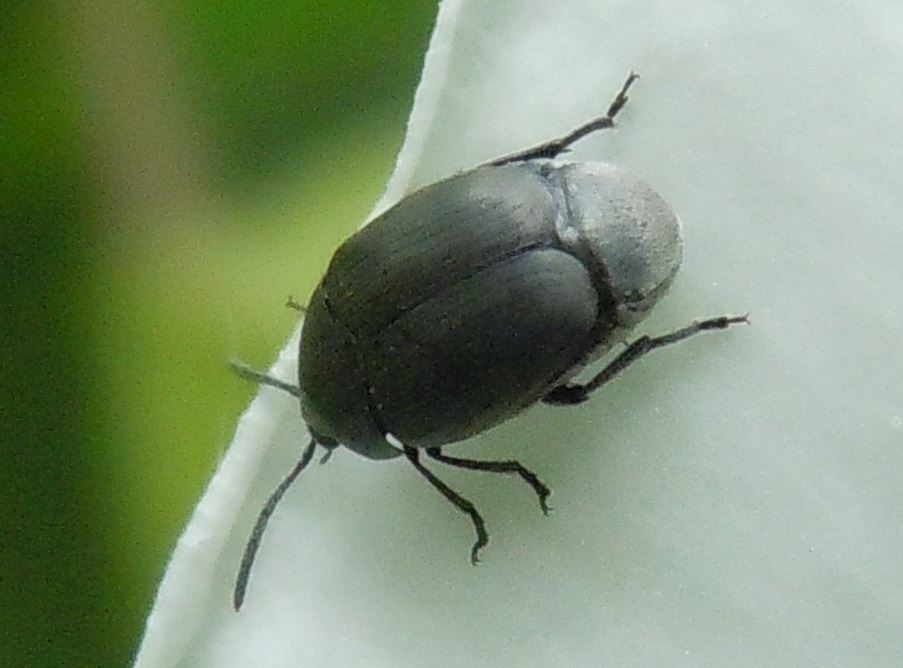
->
403;445;489;565
605;70;640;119
426;447;552;515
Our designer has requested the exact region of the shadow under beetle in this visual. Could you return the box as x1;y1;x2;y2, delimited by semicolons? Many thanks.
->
232;73;747;610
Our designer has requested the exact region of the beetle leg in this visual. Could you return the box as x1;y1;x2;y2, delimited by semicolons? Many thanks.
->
543;314;749;405
402;445;489;565
230;360;301;398
425;447;552;515
285;296;307;312
489;71;640;166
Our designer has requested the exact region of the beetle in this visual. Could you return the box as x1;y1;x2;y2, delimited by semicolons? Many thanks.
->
232;72;747;609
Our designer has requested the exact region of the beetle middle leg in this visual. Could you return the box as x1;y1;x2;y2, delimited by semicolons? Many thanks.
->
403;445;488;564
543;314;749;405
489;71;640;166
426;447;551;514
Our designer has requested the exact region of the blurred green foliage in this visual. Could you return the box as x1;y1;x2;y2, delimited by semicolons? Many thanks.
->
0;0;435;665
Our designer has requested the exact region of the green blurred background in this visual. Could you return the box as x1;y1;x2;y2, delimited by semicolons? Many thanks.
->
0;0;435;665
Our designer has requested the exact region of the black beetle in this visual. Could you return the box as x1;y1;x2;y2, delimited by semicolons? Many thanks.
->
232;73;746;609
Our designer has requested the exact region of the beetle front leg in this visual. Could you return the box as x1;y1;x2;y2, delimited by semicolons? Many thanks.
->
543;314;749;405
230;360;301;398
426;448;552;514
403;445;489;564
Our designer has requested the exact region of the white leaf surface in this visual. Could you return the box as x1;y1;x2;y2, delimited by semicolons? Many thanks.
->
134;0;903;666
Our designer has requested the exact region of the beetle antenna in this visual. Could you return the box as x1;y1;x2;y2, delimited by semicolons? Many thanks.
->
233;437;317;610
489;71;640;166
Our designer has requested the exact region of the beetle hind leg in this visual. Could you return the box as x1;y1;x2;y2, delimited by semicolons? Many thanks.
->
426;447;552;515
489;71;640;166
403;445;488;564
